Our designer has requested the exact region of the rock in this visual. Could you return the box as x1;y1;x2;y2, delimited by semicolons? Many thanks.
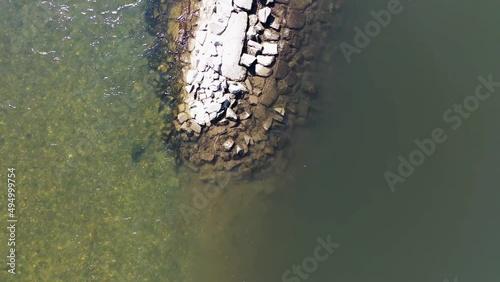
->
239;111;251;120
196;30;207;45
209;15;229;35
221;12;248;81
177;112;189;124
225;107;238;120
274;107;285;116
235;144;244;156
255;22;265;33
258;7;271;24
270;17;281;30
240;53;256;67
249;14;258;26
243;135;254;145
286;9;306;29
246;26;258;41
206;102;222;113
262;117;273;131
261;42;278;55
200;152;215;162
186;70;197;84
290;0;312;10
249;95;259;105
259;78;278;106
223;139;235;151
266;0;274;4
234;0;252;11
247;40;263;56
228;83;247;94
256;55;275;67
190;122;202;133
255;64;273;77
274;60;290;79
263;29;280;41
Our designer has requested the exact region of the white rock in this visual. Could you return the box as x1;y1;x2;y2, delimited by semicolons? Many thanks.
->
196;30;207;45
255;64;273;77
225;107;238;120
186;70;197;84
194;71;204;84
246;26;258;41
209;15;229;35
185;84;194;93
247;40;263;56
258;7;271;24
207;102;222;113
234;0;252;11
221;11;248;81
228;82;247;94
256;55;275;66
266;0;274;4
261;42;278;55
222;139;235;151
255;22;264;32
240;53;256;67
249;14;258;26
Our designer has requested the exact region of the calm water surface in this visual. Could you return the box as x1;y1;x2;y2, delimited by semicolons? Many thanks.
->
1;0;500;281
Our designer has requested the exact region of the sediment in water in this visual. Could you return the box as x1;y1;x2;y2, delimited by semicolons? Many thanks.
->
149;0;344;180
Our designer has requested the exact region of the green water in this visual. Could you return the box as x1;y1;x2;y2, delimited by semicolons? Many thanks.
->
0;0;190;280
2;0;500;281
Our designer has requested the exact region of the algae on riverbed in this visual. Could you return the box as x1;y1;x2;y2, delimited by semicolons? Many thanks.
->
0;1;192;280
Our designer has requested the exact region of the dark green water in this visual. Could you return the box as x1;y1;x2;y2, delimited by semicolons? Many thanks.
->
190;0;500;281
1;0;500;281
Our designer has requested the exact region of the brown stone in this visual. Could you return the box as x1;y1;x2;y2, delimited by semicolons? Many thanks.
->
289;0;312;10
274;60;290;79
287;9;306;29
201;152;215;162
259;78;278;106
254;104;268;120
285;71;299;87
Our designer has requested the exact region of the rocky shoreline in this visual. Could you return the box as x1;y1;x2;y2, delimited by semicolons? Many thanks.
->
164;0;344;178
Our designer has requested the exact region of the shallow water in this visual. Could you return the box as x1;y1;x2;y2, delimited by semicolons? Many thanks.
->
2;0;500;281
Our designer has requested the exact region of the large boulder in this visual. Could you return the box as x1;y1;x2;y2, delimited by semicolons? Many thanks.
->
221;12;248;81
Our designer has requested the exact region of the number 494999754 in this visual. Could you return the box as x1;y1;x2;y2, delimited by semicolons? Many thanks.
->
7;168;16;218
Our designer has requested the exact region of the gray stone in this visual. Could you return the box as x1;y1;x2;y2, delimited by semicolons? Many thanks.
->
255;64;273;77
234;0;252;11
221;12;248;81
258;7;271;24
240;53;256;67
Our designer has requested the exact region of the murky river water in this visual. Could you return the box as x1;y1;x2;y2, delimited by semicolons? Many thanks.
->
1;0;500;281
